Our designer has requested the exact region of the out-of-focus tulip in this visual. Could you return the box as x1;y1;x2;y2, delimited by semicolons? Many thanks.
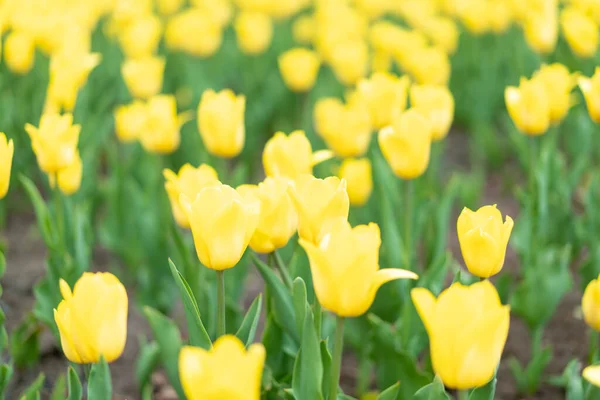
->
156;0;184;15
121;56;165;100
262;130;333;179
355;72;410;129
179;335;265;400
139;95;189;154
579;67;600;123
25;113;81;175
237;177;297;253
338;158;372;207
300;218;417;316
403;46;450;86
330;39;369;86
378;109;432;180
191;0;233;27
583;275;600;331
505;77;551;135
164;164;219;228
54;272;128;364
289;174;349;244
532;64;575;124
197;89;245;158
354;0;391;19
293;15;315;44
0;133;14;199
420;17;459;54
390;29;430;64
488;0;514;33
561;7;599;58
457;205;514;278
369;21;408;54
524;7;558;54
411;280;510;389
584;365;600;387
55;152;83;196
166;9;223;57
459;0;490;35
278;48;321;92
234;11;273;55
4;31;35;75
114;101;147;143
371;51;392;73
314;97;344;140
181;183;260;270
410;84;454;141
118;14;162;59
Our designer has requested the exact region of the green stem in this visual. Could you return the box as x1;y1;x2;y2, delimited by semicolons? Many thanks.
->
329;316;345;400
404;179;414;269
589;329;599;364
313;301;322;338
53;178;65;253
216;270;226;337
273;251;293;289
528;137;537;269
458;389;470;400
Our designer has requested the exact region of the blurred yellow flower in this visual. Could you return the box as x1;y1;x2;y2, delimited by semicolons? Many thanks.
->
237;177;298;254
292;14;315;45
583;275;600;330
300;218;417;316
533;64;575;124
459;0;490;35
314;97;344;140
583;365;600;387
403;46;451;86
234;11;273;55
561;7;599;58
371;51;392;73
410;84;454;141
0;133;14;199
114;101;147;143
54;272;128;364
524;6;558;54
420;17;459;54
338;158;372;207
181;183;260;270
289;175;349;244
355;72;410;129
330;39;369;86
278;48;321;92
156;0;184;15
369;21;407;54
164;164;219;228
411;280;510;389
198;89;246;158
139;95;188;154
179;335;265;400
121;56;165;100
166;9;223;57
118;14;162;59
354;0;390;19
4;31;35;75
54;152;83;196
378;109;432;180
505;77;551;135
488;0;514;33
192;0;233;27
579;67;600;123
457;205;514;278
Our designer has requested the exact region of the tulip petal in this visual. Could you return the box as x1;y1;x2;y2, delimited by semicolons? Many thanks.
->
311;149;334;166
179;346;209;399
299;238;340;314
583;365;600;387
54;306;83;364
410;288;436;334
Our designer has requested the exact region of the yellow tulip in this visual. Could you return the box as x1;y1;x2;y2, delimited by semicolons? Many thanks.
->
354;0;390;19
583;275;600;330
54;152;83;196
54;272;128;364
300;218;417;317
410;84;454;141
289;175;349;244
278;48;321;92
163;164;219;229
25;113;81;175
165;9;223;57
411;280;510;390
314;97;344;141
532;64;575;124
139;95;188;154
262;130;333;179
583;365;600;387
191;0;233;27
371;51;392;73
156;0;184;15
369;21;407;54
180;183;260;270
197;89;246;158
121;56;165;100
378;109;432;180
579;67;600;123
0;133;14;199
338;158;372;207
237;177;298;254
524;7;558;54
457;205;514;278
488;0;514;33
292;15;315;45
179;335;265;400
403;46;451;86
114;101;147;143
330;39;369;86
561;7;599;58
234;11;273;55
420;17;459;54
459;0;490;35
4;31;35;75
390;30;429;65
505;77;551;135
355;72;410;129
118;14;162;59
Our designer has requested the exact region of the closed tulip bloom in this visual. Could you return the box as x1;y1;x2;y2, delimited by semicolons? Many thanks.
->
505;77;551;135
410;84;454;141
163;164;219;228
524;9;558;54
561;7;599;58
338;158;372;207
378;109;433;180
118;14;162;59
55;152;83;196
0;133;14;199
356;73;410;129
165;9;223;57
317;99;372;157
300;218;417;316
4;31;35;75
278;48;321;92
198;89;245;158
121;56;165;100
411;280;510;390
289;175;349;244
235;11;273;55
139;95;188;154
532;64;575;124
114;101;147;143
237;177;297;253
579;68;600;123
330;39;369;86
54;272;128;364
314;97;344;140
25;113;81;175
179;335;265;400
181;183;260;270
457;205;514;278
582;275;600;331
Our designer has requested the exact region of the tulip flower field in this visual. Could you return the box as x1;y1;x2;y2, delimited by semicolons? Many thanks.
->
2;0;600;399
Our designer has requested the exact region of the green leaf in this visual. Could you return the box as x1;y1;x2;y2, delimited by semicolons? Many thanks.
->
144;307;185;398
292;305;323;400
292;278;307;337
168;259;211;349
321;340;332;397
67;367;82;400
413;376;451;400
50;373;66;400
0;251;5;280
19;175;55;246
135;340;160;391
469;376;496;400
0;364;13;399
87;357;112;400
19;373;44;400
377;382;401;400
236;294;263;347
10;315;40;368
561;360;584;400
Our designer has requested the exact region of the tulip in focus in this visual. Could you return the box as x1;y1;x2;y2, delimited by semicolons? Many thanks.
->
561;7;599;58
166;9;223;57
234;11;273;55
505;77;551;135
300;218;417;317
139;95;189;154
4;31;36;75
114;101;147;143
583;275;600;331
121;56;165;100
0;133;14;199
181;183;260;270
198;89;246;158
579;68;600;123
118;14;162;59
355;73;410;129
54;272;128;364
338;158;373;207
532;64;575;124
330;40;369;86
409;84;454;141
278;48;321;92
179;335;265;400
457;205;514;278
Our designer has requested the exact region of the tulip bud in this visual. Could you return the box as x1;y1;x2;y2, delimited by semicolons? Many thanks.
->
4;31;36;75
197;89;246;158
355;72;410;129
54;152;83;196
411;280;510;389
561;7;599;59
300;218;417;317
583;275;600;331
330;39;369;86
54;272;128;363
338;158;373;207
457;205;514;278
165;9;223;57
505;77;551;135
0;133;14;199
278;48;321;92
121;56;165;100
234;11;273;55
114;101;147;143
532;64;575;124
579;68;600;123
179;335;265;400
410;84;454;141
139;95;188;154
118;15;162;59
